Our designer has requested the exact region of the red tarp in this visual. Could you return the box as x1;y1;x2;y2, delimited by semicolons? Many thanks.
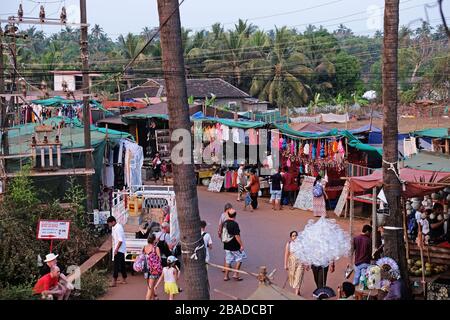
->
102;101;147;109
349;168;450;198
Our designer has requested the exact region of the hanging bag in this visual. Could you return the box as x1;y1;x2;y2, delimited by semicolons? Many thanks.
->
313;183;323;197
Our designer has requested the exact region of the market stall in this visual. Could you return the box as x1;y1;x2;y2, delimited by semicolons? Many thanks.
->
346;168;450;299
273;124;382;210
192;117;268;191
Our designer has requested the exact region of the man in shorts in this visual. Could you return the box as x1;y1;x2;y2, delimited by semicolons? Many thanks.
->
222;209;245;281
270;167;283;211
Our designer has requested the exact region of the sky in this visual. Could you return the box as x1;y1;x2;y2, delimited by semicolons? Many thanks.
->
0;0;446;39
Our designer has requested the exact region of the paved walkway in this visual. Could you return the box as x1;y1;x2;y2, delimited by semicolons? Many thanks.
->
102;187;366;300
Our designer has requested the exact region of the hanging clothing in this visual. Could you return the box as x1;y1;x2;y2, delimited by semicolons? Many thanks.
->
248;129;258;145
232;171;238;188
225;171;233;189
403;137;418;158
222;125;230;141
102;150;115;188
122;139;144;187
304;143;310;156
238;129;245;145
232;128;240;143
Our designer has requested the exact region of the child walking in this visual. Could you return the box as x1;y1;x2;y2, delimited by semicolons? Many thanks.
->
155;255;180;300
243;188;252;212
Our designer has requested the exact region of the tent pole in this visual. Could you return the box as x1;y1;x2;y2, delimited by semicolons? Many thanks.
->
401;196;409;262
372;187;377;257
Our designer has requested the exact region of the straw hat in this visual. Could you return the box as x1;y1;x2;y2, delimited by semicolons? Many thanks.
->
44;253;58;263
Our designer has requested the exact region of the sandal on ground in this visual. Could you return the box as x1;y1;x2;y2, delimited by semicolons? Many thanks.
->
232;277;243;281
223;277;230;281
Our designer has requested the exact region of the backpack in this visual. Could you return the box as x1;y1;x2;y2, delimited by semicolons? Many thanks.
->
221;221;234;243
147;247;162;276
313;183;323;197
156;233;173;258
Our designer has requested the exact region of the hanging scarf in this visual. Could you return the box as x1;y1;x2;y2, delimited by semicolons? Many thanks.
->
317;140;321;159
332;140;338;153
312;141;316;160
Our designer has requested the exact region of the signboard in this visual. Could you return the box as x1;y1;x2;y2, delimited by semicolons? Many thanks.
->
208;174;225;193
93;210;110;225
334;180;350;217
37;220;71;240
294;176;315;211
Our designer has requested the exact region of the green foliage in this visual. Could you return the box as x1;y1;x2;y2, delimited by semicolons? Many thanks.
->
334;52;362;96
6;165;38;213
13;21;450;109
187;95;195;105
73;269;109;300
0;283;36;300
400;89;419;104
64;177;87;229
0;168;102;289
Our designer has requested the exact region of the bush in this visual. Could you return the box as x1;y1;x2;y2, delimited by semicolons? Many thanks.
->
0;168;103;288
72;269;109;300
0;283;36;300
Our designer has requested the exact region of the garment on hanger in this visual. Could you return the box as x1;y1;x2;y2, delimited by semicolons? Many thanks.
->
232;128;240;143
222;125;230;141
304;142;310;155
248;129;258;145
232;170;238;188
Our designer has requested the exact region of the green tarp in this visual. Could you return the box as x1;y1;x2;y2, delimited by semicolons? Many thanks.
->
274;123;382;157
412;128;450;139
404;151;450;172
2;117;132;206
31;96;112;115
31;96;77;106
122;113;169;122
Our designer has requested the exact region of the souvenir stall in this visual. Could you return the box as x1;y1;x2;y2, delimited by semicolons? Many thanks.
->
192;117;267;192
347;168;450;299
273;124;382;211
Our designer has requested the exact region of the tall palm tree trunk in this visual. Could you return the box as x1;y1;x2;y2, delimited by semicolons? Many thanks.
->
382;0;410;292
157;0;210;300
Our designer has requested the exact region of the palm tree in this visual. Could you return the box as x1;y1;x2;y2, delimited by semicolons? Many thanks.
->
117;33;146;60
203;29;250;86
234;19;257;38
249;27;313;110
157;0;209;300
382;0;410;294
298;27;337;96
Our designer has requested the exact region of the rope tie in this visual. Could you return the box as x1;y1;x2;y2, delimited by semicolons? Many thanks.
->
180;237;205;260
382;159;403;183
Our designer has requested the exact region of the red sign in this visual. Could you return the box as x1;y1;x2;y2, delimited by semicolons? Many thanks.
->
37;220;71;240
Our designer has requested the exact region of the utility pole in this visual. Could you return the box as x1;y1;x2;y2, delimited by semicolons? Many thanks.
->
157;0;210;300
0;25;7;156
382;0;410;293
80;0;93;212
